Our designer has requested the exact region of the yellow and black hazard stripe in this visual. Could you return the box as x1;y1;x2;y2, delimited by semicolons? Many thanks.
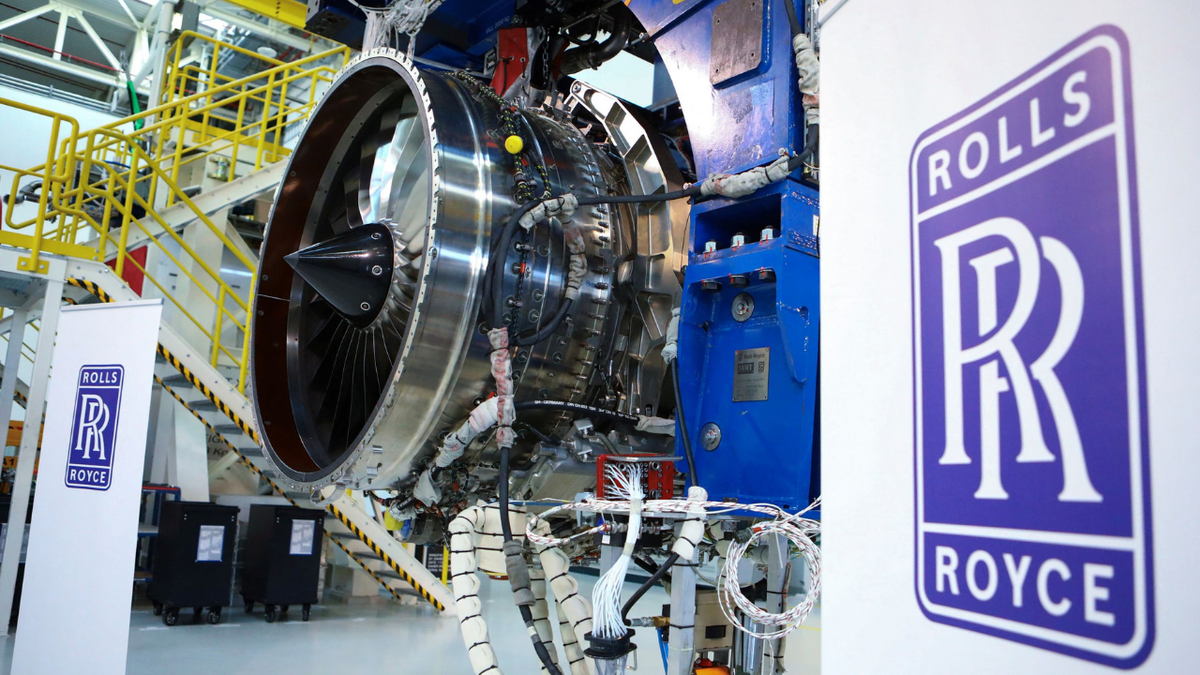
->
154;372;447;611
66;277;114;303
325;505;446;611
155;376;412;603
66;277;260;444
155;343;260;444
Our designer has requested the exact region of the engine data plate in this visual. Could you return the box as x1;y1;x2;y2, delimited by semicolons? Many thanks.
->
732;347;769;402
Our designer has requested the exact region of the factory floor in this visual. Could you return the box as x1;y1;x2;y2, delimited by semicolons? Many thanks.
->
0;575;820;674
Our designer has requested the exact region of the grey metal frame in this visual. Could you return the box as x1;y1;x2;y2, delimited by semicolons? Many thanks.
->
0;249;66;632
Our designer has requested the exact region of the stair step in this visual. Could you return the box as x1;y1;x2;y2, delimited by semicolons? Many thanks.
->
190;400;218;411
161;374;189;386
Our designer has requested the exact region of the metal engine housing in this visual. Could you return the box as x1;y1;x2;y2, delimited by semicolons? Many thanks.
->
251;50;685;500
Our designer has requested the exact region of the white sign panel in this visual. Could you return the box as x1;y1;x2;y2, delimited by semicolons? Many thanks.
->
290;519;316;556
11;300;162;675
823;2;1200;673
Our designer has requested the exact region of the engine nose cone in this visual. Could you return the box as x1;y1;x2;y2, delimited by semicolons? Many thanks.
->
285;222;395;328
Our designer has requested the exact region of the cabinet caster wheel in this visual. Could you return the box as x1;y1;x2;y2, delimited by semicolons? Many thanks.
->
243;597;254;614
264;606;276;623
207;609;221;625
152;603;163;616
302;605;311;622
163;609;178;627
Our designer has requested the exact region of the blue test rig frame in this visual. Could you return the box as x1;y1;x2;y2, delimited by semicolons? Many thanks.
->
632;0;820;511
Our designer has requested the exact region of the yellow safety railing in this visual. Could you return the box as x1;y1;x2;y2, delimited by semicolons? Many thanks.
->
0;33;350;393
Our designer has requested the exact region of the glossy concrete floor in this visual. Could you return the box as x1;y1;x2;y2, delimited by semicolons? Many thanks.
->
0;575;820;674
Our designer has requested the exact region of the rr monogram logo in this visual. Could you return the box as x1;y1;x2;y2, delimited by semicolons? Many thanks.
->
74;394;111;461
934;217;1101;503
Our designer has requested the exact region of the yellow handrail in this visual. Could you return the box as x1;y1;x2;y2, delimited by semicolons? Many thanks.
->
0;34;350;393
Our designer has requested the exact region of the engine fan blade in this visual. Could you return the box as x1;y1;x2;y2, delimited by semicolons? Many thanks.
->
342;171;364;229
364;108;402;223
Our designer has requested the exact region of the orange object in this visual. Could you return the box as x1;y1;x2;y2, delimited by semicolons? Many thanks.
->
695;666;731;675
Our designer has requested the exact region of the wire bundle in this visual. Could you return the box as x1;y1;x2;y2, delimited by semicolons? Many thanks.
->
527;495;823;641
717;512;822;640
590;464;645;640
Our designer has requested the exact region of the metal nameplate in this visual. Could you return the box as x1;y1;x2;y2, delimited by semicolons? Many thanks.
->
732;347;769;402
710;0;763;85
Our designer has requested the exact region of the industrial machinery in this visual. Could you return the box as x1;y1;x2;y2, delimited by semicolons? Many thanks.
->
250;0;822;671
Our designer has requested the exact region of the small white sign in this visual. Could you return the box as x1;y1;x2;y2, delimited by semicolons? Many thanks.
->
289;520;316;556
196;524;226;562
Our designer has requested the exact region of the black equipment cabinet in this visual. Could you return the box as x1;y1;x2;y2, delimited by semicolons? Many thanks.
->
147;501;238;626
241;505;324;622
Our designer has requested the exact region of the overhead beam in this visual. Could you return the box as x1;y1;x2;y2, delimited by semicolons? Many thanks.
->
114;0;138;25
0;5;54;32
74;14;123;73
218;0;308;31
0;41;139;91
52;12;69;60
196;2;317;53
48;0;141;32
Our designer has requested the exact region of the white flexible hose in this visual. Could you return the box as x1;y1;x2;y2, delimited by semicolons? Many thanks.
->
556;597;590;675
672;486;708;560
530;566;560;674
449;506;503;675
536;524;595;675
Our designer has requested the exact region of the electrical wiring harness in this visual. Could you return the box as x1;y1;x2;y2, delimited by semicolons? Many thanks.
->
527;496;823;640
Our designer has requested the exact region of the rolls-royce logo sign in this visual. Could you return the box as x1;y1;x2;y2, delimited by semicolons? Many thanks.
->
65;365;124;491
910;26;1153;667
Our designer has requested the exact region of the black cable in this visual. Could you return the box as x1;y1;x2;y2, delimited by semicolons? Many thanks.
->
514;399;639;423
622;552;679;623
576;185;702;206
782;0;803;39
488;200;541;328
498;446;564;675
672;362;699;488
632;554;669;580
514;297;573;346
786;124;819;173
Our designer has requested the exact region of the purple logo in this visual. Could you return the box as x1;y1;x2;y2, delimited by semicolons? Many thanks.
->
65;365;124;491
910;26;1152;667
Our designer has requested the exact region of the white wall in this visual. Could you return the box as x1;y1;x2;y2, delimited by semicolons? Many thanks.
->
0;85;120;224
822;2;1200;673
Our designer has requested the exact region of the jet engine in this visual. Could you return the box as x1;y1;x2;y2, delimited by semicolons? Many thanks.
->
250;50;686;513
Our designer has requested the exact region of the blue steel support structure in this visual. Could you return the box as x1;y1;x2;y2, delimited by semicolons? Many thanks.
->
627;0;820;509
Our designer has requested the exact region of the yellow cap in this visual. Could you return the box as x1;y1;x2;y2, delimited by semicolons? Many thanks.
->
504;134;524;154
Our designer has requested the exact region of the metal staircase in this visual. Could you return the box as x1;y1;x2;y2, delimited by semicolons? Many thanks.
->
0;32;453;613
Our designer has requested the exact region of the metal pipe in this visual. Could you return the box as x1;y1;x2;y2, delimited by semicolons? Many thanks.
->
560;11;631;74
75;14;123;73
147;0;176;109
0;278;65;630
0;5;53;32
53;11;69;61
